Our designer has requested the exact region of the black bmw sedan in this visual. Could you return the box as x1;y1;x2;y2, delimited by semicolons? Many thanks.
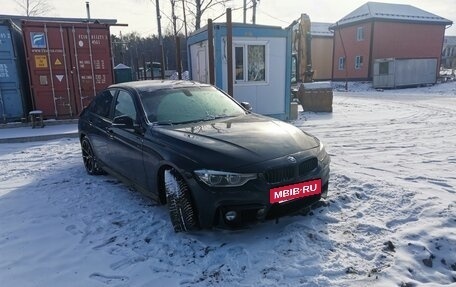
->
78;80;330;232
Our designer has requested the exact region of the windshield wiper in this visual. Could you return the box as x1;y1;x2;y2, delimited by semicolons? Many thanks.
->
172;119;207;125
155;115;239;126
173;115;237;125
153;120;174;126
212;115;237;120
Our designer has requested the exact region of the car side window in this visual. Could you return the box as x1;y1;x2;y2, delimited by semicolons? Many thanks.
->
114;90;137;122
91;89;115;118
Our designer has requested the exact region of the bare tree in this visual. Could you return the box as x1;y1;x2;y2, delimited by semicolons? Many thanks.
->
186;0;231;30
14;0;54;17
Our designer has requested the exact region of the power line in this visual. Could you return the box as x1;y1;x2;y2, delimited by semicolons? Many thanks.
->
213;5;245;21
256;7;290;25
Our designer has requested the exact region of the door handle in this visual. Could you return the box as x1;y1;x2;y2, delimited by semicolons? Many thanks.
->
106;128;114;139
135;136;143;149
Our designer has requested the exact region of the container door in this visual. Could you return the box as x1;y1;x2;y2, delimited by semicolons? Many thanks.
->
196;49;208;83
373;59;395;88
23;24;75;118
68;25;113;115
189;41;208;83
0;25;24;122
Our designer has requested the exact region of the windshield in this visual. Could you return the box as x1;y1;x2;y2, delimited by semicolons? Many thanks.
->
140;86;246;124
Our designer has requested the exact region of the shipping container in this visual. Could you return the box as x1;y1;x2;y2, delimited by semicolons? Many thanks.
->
22;21;114;119
0;19;30;123
373;58;438;89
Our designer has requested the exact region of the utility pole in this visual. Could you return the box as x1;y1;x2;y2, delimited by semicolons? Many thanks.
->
208;19;215;85
171;0;182;79
227;8;233;97
155;0;166;79
243;0;246;24
182;0;188;38
252;0;257;24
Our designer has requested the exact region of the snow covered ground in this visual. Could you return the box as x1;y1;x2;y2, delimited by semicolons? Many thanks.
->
0;82;455;287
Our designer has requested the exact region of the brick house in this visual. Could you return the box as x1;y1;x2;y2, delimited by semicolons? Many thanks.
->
331;2;452;81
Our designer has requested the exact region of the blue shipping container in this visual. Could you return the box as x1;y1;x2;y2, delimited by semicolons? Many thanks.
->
0;20;29;123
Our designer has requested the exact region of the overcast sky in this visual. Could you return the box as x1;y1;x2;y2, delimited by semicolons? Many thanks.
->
2;0;456;36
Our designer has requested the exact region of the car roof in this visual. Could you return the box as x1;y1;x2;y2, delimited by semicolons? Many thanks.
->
109;80;212;93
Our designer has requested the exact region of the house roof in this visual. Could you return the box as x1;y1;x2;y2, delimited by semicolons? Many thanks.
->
311;22;333;37
334;2;452;27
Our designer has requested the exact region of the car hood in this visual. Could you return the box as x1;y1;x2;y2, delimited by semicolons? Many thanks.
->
152;114;319;169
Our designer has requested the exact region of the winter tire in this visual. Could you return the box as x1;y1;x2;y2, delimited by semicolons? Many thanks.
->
81;137;105;175
164;169;199;232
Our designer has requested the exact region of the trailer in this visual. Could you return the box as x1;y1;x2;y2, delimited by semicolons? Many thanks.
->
373;58;438;89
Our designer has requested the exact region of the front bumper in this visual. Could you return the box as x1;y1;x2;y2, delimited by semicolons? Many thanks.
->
215;182;328;227
186;153;330;229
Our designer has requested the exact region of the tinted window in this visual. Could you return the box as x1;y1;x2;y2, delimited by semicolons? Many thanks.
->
114;90;137;122
91;89;115;118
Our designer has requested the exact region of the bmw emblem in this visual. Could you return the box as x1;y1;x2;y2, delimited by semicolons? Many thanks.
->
287;156;297;163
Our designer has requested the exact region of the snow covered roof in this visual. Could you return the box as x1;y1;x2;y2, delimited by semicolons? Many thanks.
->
311;22;333;37
334;2;452;27
113;63;131;70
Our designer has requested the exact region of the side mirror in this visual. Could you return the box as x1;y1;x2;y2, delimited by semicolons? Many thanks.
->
241;102;252;111
113;115;134;129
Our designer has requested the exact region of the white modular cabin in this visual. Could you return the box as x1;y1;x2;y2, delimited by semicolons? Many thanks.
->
187;23;292;120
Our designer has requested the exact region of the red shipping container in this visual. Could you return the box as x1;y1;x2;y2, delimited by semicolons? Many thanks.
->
22;21;113;119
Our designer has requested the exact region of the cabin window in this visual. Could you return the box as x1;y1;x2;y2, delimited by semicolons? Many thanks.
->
357;27;364;41
234;43;267;83
355;55;363;70
338;57;346;70
247;45;265;81
379;62;389;75
235;47;244;80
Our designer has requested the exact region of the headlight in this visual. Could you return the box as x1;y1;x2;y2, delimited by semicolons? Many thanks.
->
194;170;257;187
317;141;328;162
